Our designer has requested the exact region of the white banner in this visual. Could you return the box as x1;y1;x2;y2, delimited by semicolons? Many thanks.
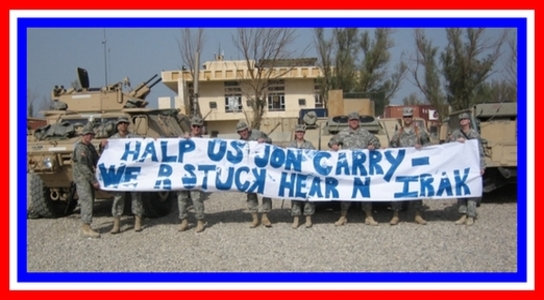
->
96;138;483;202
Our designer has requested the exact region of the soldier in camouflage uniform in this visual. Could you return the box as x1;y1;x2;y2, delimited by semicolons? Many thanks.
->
329;111;381;227
72;124;101;238
103;116;144;234
388;107;431;225
287;124;316;229
177;116;206;233
236;120;274;228
449;112;486;226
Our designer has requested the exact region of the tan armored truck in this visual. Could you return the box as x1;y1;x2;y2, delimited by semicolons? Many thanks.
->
299;111;392;150
440;102;517;193
27;67;191;218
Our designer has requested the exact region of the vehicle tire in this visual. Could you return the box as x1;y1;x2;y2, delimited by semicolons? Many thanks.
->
29;174;77;218
141;191;174;218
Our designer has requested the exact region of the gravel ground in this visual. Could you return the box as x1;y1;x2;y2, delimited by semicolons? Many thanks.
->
25;185;518;273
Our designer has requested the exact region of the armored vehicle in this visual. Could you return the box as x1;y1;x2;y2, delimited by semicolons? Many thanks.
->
27;67;191;218
299;111;392;150
440;102;517;193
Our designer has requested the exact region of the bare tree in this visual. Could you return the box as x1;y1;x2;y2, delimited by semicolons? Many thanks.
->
475;78;517;103
27;89;49;117
505;30;517;100
177;28;206;115
409;29;449;121
313;28;334;108
358;28;407;116
232;28;305;129
402;92;426;106
441;28;507;110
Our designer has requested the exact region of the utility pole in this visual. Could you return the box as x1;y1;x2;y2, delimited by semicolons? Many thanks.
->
102;29;108;86
193;51;200;117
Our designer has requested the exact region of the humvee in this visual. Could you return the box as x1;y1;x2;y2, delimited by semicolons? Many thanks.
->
440;102;517;193
27;67;191;218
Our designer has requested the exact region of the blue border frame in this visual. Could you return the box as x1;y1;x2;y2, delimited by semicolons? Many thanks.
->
18;17;528;283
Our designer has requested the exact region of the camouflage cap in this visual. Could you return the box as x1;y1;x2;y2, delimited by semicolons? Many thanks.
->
191;116;204;126
80;124;95;136
348;111;360;121
116;116;130;125
295;124;306;132
236;120;249;132
402;107;414;117
458;112;471;120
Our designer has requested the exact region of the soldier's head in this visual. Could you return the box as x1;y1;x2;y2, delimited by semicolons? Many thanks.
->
190;116;204;135
116;116;130;134
294;124;306;139
80;124;95;143
458;112;471;127
236;120;250;139
402;107;414;126
347;111;360;130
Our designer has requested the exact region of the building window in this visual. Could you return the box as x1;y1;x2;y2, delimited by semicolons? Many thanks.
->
268;94;285;111
209;102;217;109
314;79;324;108
298;98;306;106
267;80;285;111
224;81;242;113
314;94;324;108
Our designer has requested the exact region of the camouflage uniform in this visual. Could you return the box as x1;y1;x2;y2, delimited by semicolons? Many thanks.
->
109;123;144;218
288;125;316;217
177;119;205;222
72;133;100;225
389;113;431;213
328;113;381;214
237;121;273;213
449;113;486;218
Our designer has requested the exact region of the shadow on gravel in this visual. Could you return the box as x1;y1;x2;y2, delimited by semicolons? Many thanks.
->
481;184;517;204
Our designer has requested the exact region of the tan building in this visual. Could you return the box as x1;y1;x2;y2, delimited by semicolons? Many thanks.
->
161;56;324;141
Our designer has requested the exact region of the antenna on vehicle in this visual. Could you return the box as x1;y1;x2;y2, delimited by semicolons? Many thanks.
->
102;29;108;86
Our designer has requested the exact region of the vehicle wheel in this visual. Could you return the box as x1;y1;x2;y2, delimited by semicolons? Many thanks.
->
141;191;174;218
29;174;77;218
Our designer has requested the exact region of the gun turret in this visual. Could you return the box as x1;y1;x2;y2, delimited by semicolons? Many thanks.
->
129;74;162;100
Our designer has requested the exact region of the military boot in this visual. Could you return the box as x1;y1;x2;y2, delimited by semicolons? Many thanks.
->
110;217;121;234
304;215;313;228
364;210;378;226
249;213;259;228
334;210;348;226
414;211;427;225
292;216;299;229
134;216;143;232
80;223;101;238
178;219;189;232
261;213;272;227
455;214;467;225
389;211;400;225
466;216;475;226
195;220;205;233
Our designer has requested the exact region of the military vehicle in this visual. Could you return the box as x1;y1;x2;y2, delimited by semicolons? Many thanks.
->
440;102;517;193
27;67;191;218
299;111;392;150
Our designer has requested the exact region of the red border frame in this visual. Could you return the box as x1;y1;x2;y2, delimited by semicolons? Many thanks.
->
4;2;539;298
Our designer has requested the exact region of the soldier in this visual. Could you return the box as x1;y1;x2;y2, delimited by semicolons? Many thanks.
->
449;112;486;226
72;124;101;238
103;116;144;234
236;120;274;228
177;116;206;233
388;107;431;225
329;111;381;226
287;124;316;229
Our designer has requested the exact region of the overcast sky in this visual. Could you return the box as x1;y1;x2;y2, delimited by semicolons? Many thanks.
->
25;26;515;111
